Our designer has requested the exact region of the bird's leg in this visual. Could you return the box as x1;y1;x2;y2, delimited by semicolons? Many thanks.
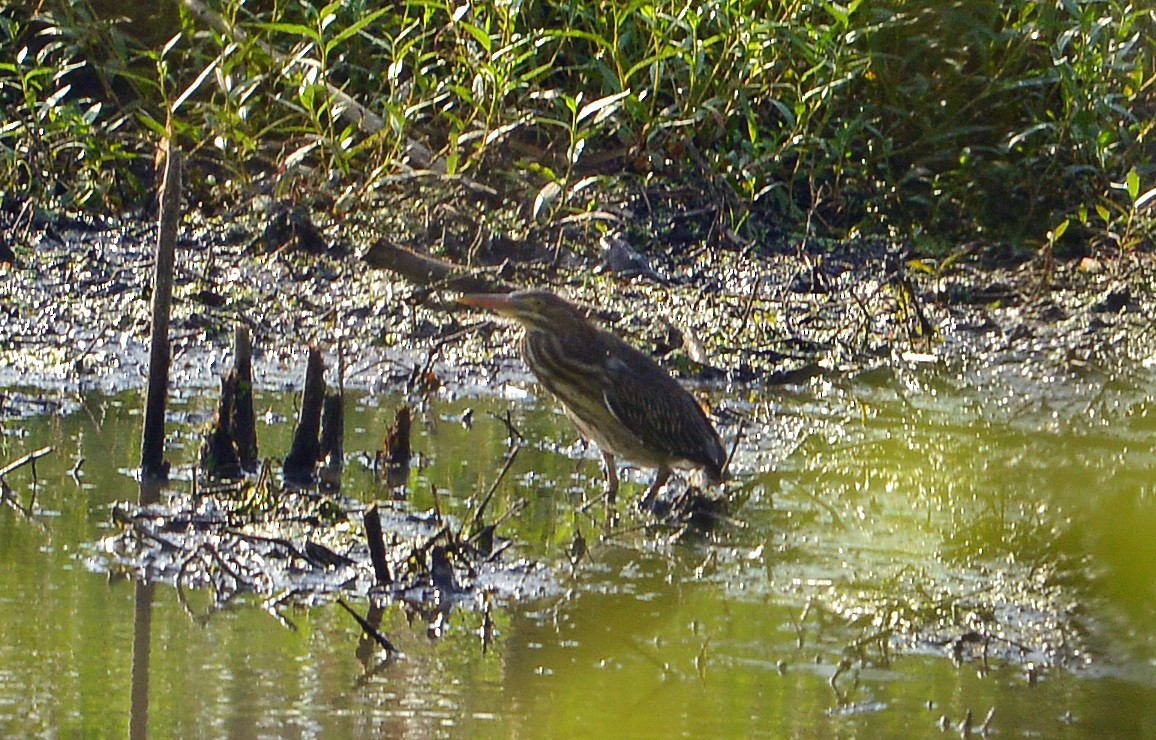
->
640;466;672;511
601;450;619;504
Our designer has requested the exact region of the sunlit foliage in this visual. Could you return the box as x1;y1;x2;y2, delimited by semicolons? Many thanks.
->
1;0;1152;250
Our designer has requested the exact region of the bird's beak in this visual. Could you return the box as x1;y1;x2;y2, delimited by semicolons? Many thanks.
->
458;292;518;316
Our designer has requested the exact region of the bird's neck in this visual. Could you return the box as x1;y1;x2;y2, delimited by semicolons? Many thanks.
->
523;320;609;364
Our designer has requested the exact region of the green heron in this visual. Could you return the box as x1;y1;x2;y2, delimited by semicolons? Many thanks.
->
459;290;726;507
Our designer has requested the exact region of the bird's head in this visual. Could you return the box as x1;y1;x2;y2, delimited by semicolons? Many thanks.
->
458;290;590;333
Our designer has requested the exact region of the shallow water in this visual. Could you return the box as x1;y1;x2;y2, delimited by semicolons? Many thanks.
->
1;365;1154;738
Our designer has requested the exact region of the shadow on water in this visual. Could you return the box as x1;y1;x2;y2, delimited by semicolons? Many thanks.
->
1;364;1154;737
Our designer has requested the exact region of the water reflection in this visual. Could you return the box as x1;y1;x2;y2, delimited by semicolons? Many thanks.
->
130;581;153;740
0;370;1154;736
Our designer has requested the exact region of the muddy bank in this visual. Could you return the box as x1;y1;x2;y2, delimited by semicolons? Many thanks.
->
2;198;1154;418
4;201;1155;681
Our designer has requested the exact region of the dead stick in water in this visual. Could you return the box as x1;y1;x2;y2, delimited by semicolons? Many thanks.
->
337;599;399;654
723;417;745;479
363;505;393;585
362;239;513;294
140;144;182;480
468;445;521;533
0;446;53;479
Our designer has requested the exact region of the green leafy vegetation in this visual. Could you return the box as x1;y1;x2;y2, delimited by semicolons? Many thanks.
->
1;0;1152;252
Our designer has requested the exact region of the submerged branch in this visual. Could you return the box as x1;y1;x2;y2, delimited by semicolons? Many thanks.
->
337;598;399;654
363;240;513;294
0;446;53;479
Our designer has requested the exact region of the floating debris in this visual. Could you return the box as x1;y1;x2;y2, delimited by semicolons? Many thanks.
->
92;481;561;617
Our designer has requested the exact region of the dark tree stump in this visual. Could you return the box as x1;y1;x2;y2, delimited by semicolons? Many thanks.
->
363;504;392;586
380;406;411;468
199;375;242;479
318;391;345;490
231;325;258;467
198;325;258;479
283;348;325;485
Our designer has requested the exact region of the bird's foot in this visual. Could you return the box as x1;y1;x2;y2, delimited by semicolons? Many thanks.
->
637;468;672;516
637;485;672;517
636;493;669;518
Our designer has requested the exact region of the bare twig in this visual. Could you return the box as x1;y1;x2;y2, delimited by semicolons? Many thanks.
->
734;275;762;342
69;455;84;483
477;499;529;555
468;445;521;533
337;599;399;654
0;446;53;479
722;418;744;479
490;409;526;446
1;478;31;517
407;325;473;395
363;240;513;294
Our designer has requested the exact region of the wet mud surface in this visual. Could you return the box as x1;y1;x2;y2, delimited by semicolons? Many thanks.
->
2;205;1152;409
3;203;1155;678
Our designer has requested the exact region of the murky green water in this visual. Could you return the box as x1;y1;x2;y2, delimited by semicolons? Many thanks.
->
1;367;1154;737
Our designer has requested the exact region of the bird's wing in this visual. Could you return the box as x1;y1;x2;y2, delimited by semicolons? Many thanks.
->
601;352;722;468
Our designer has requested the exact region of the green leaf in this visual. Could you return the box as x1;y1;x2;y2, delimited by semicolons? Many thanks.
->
136;112;169;138
252;22;321;45
324;8;391;55
44;84;71;109
569;138;585;165
533;180;563;221
320;1;344;22
577;90;631;126
1126;168;1140;202
458;20;492;54
1136;186;1156;212
825;3;850;26
622;48;679;86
